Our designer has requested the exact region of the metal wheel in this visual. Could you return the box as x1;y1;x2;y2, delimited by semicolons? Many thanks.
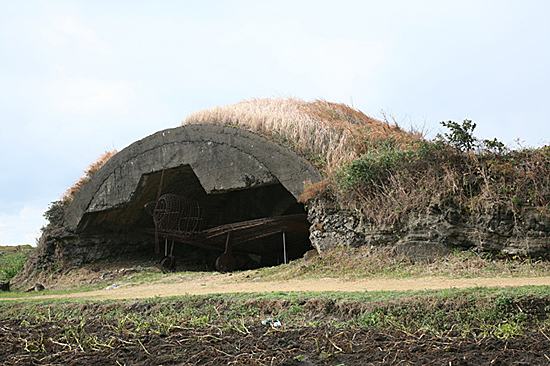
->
160;255;176;272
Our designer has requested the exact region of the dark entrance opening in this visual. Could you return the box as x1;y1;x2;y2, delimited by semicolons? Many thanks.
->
77;165;312;271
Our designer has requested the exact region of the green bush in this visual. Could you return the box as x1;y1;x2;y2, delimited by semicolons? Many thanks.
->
439;119;478;152
42;200;66;233
0;249;29;280
438;119;506;154
330;121;550;225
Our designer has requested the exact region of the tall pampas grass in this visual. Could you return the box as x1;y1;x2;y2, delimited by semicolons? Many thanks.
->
183;97;422;175
61;150;118;206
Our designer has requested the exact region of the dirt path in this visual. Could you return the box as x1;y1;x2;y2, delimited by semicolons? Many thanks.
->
10;274;550;301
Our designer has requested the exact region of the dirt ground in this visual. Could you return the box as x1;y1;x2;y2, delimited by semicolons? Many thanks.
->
3;319;550;366
9;268;550;301
2;296;550;366
4;263;550;365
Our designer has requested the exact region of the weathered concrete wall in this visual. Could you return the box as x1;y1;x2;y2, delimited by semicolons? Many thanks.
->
19;124;321;272
65;124;322;232
306;195;550;261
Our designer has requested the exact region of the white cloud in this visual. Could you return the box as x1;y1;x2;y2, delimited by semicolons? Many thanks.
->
42;77;138;114
41;14;111;55
0;205;46;246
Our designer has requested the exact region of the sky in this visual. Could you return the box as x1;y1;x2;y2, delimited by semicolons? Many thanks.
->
1;0;549;246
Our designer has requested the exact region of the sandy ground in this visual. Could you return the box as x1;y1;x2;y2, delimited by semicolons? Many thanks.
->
9;274;550;301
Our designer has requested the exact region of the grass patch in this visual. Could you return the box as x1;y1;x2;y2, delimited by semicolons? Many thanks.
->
4;246;549;300
0;245;33;281
2;286;550;339
253;246;550;281
5;245;550;299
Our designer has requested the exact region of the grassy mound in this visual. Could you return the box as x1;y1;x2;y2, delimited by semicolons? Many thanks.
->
41;98;550;239
185;98;550;226
184;97;422;174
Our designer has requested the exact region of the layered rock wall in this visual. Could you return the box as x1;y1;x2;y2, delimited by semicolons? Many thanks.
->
305;195;550;261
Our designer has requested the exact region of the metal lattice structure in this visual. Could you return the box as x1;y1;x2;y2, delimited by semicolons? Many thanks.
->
144;192;310;272
146;194;207;235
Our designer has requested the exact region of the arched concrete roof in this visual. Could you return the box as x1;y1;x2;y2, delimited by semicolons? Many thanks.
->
64;124;322;231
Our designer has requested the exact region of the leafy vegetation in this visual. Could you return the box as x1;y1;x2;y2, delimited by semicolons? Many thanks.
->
0;246;33;281
439;119;505;153
329;119;550;225
1;286;549;341
439;119;478;152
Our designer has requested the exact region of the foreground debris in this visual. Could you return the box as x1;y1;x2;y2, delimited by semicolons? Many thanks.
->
1;319;548;366
0;281;9;291
2;293;550;365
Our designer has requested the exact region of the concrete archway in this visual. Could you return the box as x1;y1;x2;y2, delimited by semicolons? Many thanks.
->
60;124;321;269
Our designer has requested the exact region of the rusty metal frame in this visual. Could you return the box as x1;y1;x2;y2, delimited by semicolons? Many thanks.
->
142;170;309;271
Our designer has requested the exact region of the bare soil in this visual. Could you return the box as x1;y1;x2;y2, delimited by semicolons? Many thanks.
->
2;296;550;365
4;261;550;365
3;319;550;366
8;258;550;301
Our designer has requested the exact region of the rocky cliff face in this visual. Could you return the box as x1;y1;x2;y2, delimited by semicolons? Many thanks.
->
305;195;550;261
15;228;154;283
18;195;550;282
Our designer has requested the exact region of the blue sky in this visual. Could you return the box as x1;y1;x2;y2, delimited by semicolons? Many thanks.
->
1;0;549;245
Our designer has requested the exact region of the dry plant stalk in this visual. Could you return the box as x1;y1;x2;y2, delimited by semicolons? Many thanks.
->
61;150;118;206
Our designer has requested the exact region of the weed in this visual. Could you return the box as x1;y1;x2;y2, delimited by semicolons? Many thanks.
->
0;246;33;280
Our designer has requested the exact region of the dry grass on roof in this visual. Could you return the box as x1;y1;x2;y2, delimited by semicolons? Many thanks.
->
183;97;423;174
61;149;118;206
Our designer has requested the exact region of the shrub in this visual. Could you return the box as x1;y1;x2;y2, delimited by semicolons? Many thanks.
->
439;120;478;152
0;248;30;280
438;119;506;155
332;120;550;225
333;138;465;223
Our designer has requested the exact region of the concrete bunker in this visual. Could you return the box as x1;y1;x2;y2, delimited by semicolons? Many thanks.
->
62;124;322;270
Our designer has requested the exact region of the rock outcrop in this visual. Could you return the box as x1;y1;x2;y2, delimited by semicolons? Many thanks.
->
305;195;550;261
